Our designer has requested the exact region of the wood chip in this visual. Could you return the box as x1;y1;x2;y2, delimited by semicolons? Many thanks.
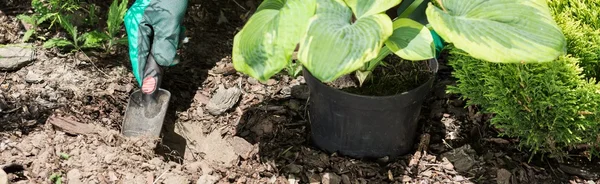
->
484;138;511;144
213;64;236;75
417;133;431;152
46;114;96;135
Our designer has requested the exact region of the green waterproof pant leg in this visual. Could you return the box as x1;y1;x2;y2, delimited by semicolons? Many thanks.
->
124;0;188;86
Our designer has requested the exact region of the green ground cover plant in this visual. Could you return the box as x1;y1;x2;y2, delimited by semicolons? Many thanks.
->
448;0;600;160
17;0;128;53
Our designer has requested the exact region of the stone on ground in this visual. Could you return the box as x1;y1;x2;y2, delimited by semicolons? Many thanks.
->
441;144;477;173
496;168;512;184
0;44;35;71
205;85;242;115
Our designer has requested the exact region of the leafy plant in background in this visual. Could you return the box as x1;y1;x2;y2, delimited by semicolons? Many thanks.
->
16;0;128;53
16;0;81;42
42;0;129;52
447;0;600;160
232;0;566;87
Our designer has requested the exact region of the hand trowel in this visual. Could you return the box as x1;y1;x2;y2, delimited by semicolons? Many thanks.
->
122;54;171;137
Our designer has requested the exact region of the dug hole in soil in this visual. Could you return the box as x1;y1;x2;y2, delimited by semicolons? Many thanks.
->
2;0;600;184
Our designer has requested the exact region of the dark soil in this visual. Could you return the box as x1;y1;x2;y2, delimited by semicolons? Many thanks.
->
2;1;600;184
327;55;433;96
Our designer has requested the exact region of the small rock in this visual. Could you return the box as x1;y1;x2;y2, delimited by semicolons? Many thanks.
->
496;168;512;184
206;85;242;115
0;169;7;184
308;172;320;184
163;173;189;184
341;174;351;184
25;70;43;83
285;164;302;174
291;85;309;100
229;137;253;159
197;174;220;184
322;173;341;184
441;145;477;173
0;44;36;71
67;169;83;184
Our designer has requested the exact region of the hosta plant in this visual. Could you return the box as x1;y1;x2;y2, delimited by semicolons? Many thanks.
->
232;0;567;88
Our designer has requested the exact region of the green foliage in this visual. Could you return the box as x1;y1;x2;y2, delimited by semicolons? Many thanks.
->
448;0;600;159
233;0;565;84
547;0;600;79
17;0;128;53
49;173;62;184
448;49;600;159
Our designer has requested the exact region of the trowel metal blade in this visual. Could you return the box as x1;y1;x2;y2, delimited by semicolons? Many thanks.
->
122;88;171;137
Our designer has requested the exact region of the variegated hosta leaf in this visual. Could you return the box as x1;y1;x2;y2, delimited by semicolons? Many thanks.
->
344;0;402;18
385;18;435;60
426;0;566;63
232;0;316;82
298;0;393;82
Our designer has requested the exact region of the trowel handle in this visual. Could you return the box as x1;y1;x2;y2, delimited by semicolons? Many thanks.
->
142;54;162;105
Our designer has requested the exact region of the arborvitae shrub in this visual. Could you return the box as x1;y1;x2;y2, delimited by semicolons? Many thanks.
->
447;0;600;159
547;0;600;79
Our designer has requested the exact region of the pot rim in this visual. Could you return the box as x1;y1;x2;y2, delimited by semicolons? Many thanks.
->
303;58;439;100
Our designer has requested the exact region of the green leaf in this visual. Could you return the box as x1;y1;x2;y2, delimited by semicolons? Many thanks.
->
81;31;108;48
59;153;70;160
107;0;128;37
16;14;35;25
298;0;393;82
116;37;128;45
355;70;371;87
22;30;35;42
364;45;392;71
344;0;402;18
58;15;77;40
426;0;567;63
232;0;317;82
398;0;425;19
43;38;73;48
49;173;62;184
38;13;55;25
385;18;435;61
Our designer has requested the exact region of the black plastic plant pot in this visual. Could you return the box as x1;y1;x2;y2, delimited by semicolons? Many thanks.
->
303;59;439;159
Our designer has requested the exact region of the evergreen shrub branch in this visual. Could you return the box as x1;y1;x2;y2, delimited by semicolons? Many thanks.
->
447;0;600;159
